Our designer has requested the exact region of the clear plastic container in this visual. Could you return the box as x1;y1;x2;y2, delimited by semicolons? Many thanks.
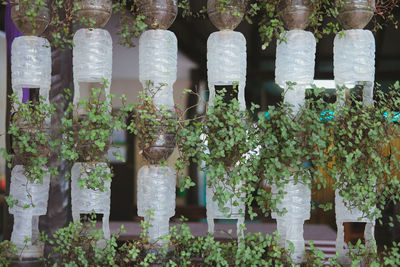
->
275;30;316;87
207;30;247;110
137;165;176;243
11;36;51;107
271;179;311;263
71;162;111;240
335;189;376;266
73;28;112;106
139;30;177;109
334;30;375;87
9;165;50;258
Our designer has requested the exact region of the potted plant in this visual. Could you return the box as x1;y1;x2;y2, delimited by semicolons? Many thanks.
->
2;93;58;258
255;86;331;262
10;0;50;36
320;85;400;265
75;0;112;29
61;81;128;242
176;88;260;235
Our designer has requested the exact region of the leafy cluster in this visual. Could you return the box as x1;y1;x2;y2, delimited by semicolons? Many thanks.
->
3;79;400;264
126;83;177;163
345;239;400;266
255;85;332;216
5;93;58;184
0;214;298;266
3;214;400;266
1;93;58;208
0;240;18;266
175;88;261;219
112;0;148;48
325;86;400;220
173;81;400;226
60;80;128;191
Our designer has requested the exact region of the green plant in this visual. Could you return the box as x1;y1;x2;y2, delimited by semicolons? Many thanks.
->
345;239;400;266
0;240;18;266
112;0;208;48
212;0;340;49
10;0;48;34
255;85;331;216
112;0;148;48
178;0;207;18
35;213;297;266
60;80;128;191
1;93;59;208
39;213;137;266
175;87;261;219
127;82;176;163
325;86;400;220
372;0;399;32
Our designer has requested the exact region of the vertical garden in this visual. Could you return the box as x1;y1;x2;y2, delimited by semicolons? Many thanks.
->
1;0;400;266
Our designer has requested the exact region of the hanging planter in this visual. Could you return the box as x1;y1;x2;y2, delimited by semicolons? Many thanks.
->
11;120;51;165
207;0;246;30
279;0;312;30
337;0;375;29
136;0;178;30
71;162;111;241
206;173;245;237
335;188;376;266
9;165;50;258
70;0;114;240
7;6;54;256
75;0;112;28
137;165;176;244
141;123;176;164
61;84;126;243
5;98;54;259
11;0;50;36
134;3;178;243
270;178;311;263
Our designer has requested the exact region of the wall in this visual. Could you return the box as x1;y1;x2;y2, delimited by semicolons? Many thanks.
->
0;32;6;184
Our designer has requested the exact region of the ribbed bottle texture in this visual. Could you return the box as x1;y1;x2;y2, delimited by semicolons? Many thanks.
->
334;30;375;86
9;165;50;258
206;180;245;219
207;30;247;110
271;179;311;263
273;30;315;263
206;179;245;238
335;189;376;266
73;28;113;105
139;30;177;108
334;29;375;106
11;36;51;106
71;163;111;239
275;30;316;87
276;30;315;115
137;165;176;242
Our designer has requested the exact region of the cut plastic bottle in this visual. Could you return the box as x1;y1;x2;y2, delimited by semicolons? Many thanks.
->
271;179;311;264
334;29;375;106
139;30;177;109
273;29;316;264
73;28;113;111
206;29;247;239
71;163;111;241
11;36;51;110
9;165;50;258
137;165;176;243
207;30;247;111
276;30;316;115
